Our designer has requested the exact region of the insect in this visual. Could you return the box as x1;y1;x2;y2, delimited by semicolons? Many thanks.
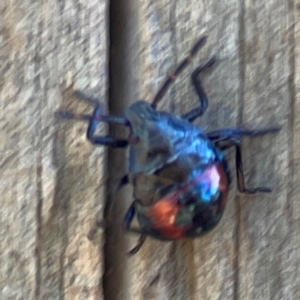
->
56;36;280;255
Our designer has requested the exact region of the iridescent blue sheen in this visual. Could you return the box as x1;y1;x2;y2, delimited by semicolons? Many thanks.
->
126;101;218;175
125;101;230;240
190;165;223;203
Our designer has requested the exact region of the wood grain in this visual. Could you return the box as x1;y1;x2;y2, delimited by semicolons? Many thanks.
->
1;0;299;299
0;0;107;299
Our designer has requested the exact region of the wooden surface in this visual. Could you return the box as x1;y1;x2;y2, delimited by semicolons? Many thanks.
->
1;0;300;299
0;0;108;299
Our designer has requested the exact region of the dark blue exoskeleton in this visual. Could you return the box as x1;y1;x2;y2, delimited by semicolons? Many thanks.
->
56;36;280;255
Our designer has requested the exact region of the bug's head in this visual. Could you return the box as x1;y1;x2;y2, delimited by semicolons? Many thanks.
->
125;100;160;128
125;100;174;173
125;100;172;152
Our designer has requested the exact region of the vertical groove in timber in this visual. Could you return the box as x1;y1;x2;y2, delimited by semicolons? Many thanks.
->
103;1;139;299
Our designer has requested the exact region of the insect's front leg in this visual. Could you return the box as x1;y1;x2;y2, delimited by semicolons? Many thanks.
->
182;56;218;122
56;91;130;148
86;104;128;147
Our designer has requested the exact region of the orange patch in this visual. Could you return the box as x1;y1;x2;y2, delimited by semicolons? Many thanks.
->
147;197;185;239
150;199;178;225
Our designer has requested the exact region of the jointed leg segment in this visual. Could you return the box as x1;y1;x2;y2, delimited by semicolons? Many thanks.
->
212;128;281;194
182;56;218;122
56;91;129;148
123;200;147;255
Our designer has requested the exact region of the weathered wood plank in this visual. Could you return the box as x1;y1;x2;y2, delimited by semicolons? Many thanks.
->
0;0;107;299
105;1;299;300
1;0;299;299
237;1;300;299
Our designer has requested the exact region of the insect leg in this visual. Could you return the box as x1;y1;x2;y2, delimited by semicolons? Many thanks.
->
115;174;129;191
57;89;129;124
122;200;142;232
126;235;147;256
122;200;148;255
86;104;128;147
56;110;128;125
182;56;218;122
56;103;129;147
207;127;281;141
151;36;207;109
215;137;272;194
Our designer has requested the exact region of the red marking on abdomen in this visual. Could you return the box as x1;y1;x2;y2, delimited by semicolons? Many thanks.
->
146;197;186;239
146;163;229;239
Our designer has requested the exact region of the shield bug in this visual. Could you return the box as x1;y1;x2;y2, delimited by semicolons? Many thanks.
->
56;36;280;255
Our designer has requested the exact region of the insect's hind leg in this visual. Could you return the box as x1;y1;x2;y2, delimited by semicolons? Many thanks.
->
182;56;218;122
207;127;281;141
126;235;147;256
215;137;274;194
122;200;148;255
